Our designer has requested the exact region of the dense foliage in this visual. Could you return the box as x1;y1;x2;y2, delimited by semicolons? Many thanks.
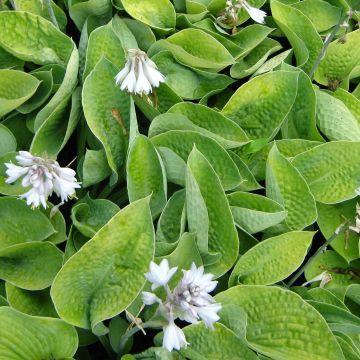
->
0;0;360;359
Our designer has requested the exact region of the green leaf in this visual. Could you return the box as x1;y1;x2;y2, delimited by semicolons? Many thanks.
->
32;46;79;134
317;200;359;262
186;147;238;277
31;85;82;157
5;283;58;317
271;0;323;74
0;11;73;65
229;231;313;286
292;0;341;33
291;141;360;204
17;70;53;114
230;38;282;79
0;307;78;359
13;0;67;30
266;144;317;230
248;139;322;182
216;285;345;360
148;29;234;71
0;242;63;290
333;88;360;124
83;22;125;80
127;135;167;218
281;65;323;141
151;51;234;100
0;69;40;117
166;102;248;148
316;90;360;141
180;322;258;360
0;197;54;250
51;198;154;330
227;192;287;234
69;0;112;31
83;57;130;184
0;124;16;157
71;194;120;238
121;0;176;31
151;130;241;190
221;71;299;140
156;189;186;244
82;149;112;187
315;30;360;87
122;18;156;52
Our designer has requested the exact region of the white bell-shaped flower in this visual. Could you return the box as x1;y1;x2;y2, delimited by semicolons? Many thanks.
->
242;0;266;24
163;318;189;352
115;49;165;95
5;151;80;208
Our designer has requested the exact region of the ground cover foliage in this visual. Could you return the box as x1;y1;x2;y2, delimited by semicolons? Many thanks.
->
0;0;360;359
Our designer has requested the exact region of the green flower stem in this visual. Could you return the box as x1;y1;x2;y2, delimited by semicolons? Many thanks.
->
43;0;59;29
287;225;346;287
98;335;116;360
118;320;166;355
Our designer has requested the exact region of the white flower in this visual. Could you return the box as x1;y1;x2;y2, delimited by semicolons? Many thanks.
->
142;291;161;305
163;318;189;352
194;303;222;329
217;0;266;26
5;151;80;208
145;259;178;290
302;271;332;288
115;49;165;95
241;0;266;24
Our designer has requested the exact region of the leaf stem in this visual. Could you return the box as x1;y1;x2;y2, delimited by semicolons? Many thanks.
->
43;0;59;29
287;225;347;287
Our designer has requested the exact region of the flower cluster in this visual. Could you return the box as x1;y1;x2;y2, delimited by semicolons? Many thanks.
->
5;151;80;208
217;0;267;27
115;49;165;95
142;260;221;352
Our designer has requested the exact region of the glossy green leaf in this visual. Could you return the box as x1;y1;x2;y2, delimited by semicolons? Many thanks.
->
292;141;360;204
266;144;317;230
216;285;345;360
151;130;241;190
0;307;78;360
83;57;130;184
180;322;258;360
51;198;154;330
121;0;176;30
0;11;73;65
227;192;287;234
0;69;40;117
0;197;54;250
229;231;313;286
186;147;238;277
221;71;299;140
127;135;167;218
271;0;323;74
